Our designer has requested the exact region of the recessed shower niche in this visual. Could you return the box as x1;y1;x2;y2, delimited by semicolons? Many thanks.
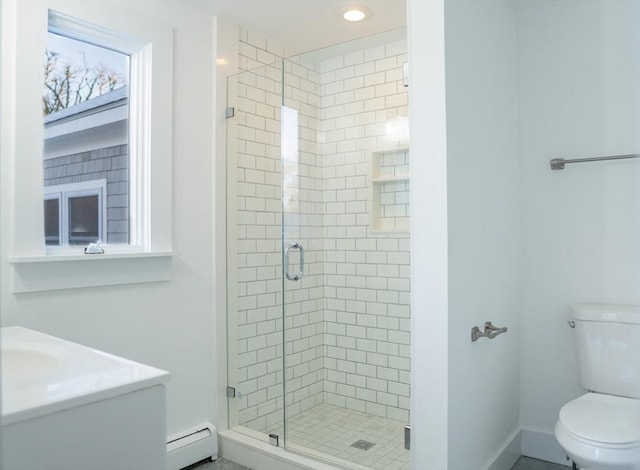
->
370;146;410;232
225;28;411;470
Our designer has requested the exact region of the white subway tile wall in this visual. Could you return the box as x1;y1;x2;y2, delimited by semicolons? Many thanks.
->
229;27;410;437
319;41;410;423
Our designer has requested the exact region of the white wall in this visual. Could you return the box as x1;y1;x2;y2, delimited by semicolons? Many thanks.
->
444;1;522;468
0;0;217;439
412;2;640;467
518;0;640;462
408;0;450;467
411;0;525;468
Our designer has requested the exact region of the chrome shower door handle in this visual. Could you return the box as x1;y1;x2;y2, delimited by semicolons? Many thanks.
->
284;242;304;281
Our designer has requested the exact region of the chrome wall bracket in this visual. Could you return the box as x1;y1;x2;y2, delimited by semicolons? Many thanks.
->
471;321;508;342
404;424;411;450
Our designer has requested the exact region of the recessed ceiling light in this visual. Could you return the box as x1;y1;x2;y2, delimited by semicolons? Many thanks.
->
344;8;365;21
340;6;372;22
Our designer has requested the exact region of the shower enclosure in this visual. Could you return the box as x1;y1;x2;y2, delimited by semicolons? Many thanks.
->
226;29;410;470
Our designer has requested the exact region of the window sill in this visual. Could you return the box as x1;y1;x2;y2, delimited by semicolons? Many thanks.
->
9;251;172;293
10;251;172;263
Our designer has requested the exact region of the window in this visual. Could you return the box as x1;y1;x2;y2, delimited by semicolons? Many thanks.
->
4;1;174;291
44;197;61;245
44;180;107;246
43;13;131;251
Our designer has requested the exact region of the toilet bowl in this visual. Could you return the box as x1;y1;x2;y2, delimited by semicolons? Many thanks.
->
554;304;640;470
554;393;640;470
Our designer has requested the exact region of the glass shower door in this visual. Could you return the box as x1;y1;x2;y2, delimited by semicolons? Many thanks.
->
227;29;411;470
280;87;326;450
280;36;411;469
225;63;286;444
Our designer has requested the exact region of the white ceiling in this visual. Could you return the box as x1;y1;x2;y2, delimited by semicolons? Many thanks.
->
180;0;407;55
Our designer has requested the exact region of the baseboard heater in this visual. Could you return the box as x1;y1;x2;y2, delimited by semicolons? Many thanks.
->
167;422;218;470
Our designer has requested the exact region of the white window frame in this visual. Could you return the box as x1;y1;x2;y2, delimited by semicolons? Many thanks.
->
47;11;147;253
44;179;107;249
2;0;173;292
44;194;61;246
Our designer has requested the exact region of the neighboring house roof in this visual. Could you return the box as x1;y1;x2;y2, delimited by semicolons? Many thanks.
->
44;86;128;125
44;86;129;160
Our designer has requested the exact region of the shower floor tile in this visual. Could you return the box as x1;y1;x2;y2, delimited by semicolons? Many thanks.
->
264;403;409;470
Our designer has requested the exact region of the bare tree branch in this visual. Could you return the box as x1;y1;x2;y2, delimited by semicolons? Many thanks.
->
43;48;126;116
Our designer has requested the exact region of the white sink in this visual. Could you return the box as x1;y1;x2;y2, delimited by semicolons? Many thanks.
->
1;326;170;470
0;326;169;424
1;345;64;382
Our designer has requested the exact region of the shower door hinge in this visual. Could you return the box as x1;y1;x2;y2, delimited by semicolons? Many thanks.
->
402;62;409;88
225;107;235;119
404;424;411;450
269;433;279;447
226;386;236;398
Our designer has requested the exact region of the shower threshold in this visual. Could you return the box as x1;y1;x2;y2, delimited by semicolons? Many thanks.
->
223;404;409;470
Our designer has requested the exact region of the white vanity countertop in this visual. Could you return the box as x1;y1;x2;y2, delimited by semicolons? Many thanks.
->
1;326;170;425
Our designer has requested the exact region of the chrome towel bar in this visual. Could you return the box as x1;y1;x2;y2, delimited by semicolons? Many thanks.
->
550;153;640;170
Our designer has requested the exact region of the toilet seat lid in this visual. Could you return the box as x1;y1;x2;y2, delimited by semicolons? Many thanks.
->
559;393;640;445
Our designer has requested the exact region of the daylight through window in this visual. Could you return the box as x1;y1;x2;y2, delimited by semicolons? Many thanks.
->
43;25;131;249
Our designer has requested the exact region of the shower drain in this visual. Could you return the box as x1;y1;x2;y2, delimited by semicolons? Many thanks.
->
350;440;376;451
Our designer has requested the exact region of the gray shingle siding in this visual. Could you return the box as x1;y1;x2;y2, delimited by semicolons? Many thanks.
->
44;144;129;244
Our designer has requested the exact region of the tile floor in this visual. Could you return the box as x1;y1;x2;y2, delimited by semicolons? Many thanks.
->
185;457;251;470
263;403;409;470
189;402;567;470
511;456;570;470
191;455;568;470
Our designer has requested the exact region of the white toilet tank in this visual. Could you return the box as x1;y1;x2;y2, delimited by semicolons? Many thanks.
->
570;304;640;399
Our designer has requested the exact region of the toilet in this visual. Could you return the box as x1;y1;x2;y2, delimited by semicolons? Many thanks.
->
554;304;640;470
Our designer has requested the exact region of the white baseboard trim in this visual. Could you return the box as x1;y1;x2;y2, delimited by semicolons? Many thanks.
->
484;428;522;470
520;427;569;466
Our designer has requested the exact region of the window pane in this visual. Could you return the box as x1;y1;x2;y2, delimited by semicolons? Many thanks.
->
68;195;99;245
43;29;130;246
44;198;60;245
43;32;129;114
